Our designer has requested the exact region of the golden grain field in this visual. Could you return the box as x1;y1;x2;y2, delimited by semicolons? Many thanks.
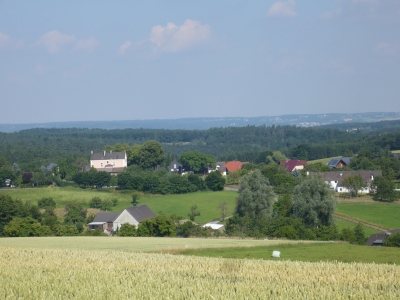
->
1;247;399;299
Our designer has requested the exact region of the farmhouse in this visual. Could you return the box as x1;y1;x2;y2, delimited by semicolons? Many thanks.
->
208;162;227;176
167;159;182;174
87;205;156;233
326;157;352;169
224;161;248;173
308;170;382;194
90;150;127;175
280;159;307;172
365;229;400;246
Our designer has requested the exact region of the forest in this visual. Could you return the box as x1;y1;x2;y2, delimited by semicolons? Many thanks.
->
1;120;400;170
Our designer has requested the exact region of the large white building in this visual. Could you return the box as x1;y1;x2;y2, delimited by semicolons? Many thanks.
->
90;150;127;175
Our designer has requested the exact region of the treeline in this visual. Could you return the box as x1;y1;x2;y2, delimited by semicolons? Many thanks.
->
1;123;400;171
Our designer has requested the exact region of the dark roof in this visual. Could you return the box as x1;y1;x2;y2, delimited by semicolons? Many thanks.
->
309;170;382;185
327;157;352;168
366;229;400;246
93;212;120;223
90;151;126;160
125;205;156;222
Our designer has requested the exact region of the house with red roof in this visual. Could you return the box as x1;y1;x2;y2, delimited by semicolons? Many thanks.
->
224;161;248;173
280;159;307;172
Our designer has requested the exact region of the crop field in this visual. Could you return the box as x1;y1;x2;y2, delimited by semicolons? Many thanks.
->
336;202;400;229
0;187;237;224
1;245;399;299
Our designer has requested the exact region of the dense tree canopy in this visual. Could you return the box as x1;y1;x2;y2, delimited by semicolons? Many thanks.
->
292;175;336;228
235;170;275;220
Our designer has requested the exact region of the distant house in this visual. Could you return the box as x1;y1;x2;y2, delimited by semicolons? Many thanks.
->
167;159;182;174
308;170;382;194
90;150;127;175
326;157;352;169
280;159;307;172
87;205;156;233
224;161;247;173
366;229;400;246
208;162;227;176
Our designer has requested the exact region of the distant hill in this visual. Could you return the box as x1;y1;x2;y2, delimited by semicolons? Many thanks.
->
1;112;399;133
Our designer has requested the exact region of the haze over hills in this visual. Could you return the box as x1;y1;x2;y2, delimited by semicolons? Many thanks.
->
0;112;399;133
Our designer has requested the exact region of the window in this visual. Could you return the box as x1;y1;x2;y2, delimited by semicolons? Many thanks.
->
101;163;103;167
113;162;115;166
107;161;109;164
174;164;176;168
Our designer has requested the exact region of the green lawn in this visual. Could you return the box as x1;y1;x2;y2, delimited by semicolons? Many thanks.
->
336;202;400;229
333;216;380;237
0;236;299;252
0;187;237;224
175;243;400;265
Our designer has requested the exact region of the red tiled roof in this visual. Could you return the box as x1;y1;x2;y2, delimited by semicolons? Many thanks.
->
280;160;307;172
224;161;243;172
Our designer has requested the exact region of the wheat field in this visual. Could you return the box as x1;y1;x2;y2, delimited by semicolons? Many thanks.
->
1;247;399;299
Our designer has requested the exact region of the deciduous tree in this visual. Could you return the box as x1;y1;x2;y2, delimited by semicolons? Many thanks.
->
235;169;275;220
292;175;335;228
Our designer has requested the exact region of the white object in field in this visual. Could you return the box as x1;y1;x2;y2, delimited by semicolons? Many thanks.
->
272;251;280;258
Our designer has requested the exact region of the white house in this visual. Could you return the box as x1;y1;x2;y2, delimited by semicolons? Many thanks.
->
90;150;127;175
308;170;382;194
87;205;156;233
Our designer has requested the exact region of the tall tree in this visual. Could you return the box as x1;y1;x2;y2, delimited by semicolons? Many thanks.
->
137;141;165;170
292;175;335;228
180;151;215;173
341;174;366;197
235;169;275;220
373;176;399;202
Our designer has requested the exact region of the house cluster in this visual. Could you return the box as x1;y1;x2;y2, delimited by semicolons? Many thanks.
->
87;204;156;234
166;159;249;176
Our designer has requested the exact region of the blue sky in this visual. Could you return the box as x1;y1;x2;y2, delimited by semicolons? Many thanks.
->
1;1;399;124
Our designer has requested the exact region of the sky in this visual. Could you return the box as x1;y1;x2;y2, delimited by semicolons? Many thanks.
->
1;0;399;124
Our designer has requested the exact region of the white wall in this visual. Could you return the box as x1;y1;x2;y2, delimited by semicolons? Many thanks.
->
113;209;138;231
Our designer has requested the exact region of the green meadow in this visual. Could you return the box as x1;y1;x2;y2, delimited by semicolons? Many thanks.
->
333;216;380;237
175;242;400;265
0;187;237;224
336;202;400;229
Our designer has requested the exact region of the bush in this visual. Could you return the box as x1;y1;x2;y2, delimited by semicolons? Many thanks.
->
38;197;56;209
384;232;400;247
118;223;138;236
205;171;226;191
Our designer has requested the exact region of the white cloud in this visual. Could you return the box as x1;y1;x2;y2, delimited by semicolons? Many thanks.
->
149;19;211;53
320;8;342;20
0;32;10;46
118;41;132;54
376;41;397;56
267;0;297;17
73;37;99;52
37;30;76;53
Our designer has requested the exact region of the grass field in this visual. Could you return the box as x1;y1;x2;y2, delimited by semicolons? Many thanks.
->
0;236;301;252
333;216;380;237
336;202;400;229
0;187;237;224
174;243;400;265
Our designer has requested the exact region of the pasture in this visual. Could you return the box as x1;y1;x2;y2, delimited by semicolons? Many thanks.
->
333;216;380;237
175;242;400;265
336;202;400;229
0;187;237;224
